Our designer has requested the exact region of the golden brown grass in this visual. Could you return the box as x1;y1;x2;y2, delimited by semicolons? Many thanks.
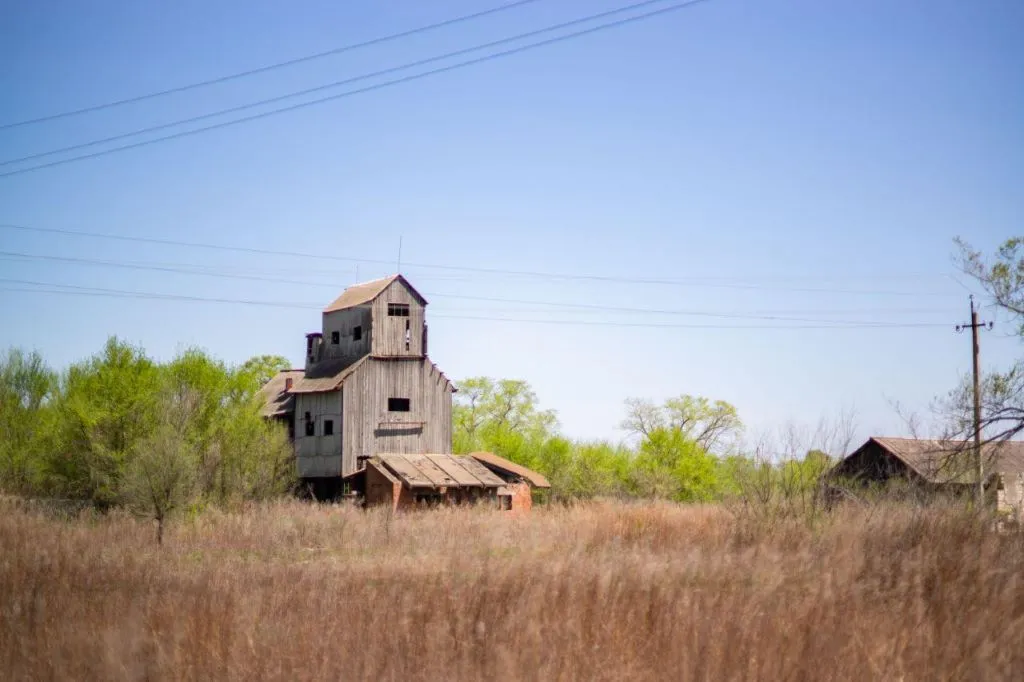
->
2;499;1023;681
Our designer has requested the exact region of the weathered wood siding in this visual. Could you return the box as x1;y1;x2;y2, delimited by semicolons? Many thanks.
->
371;279;425;357
340;358;452;475
294;390;344;477
321;307;372;362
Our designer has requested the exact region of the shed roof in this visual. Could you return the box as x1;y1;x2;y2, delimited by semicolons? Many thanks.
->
374;454;506;489
257;369;304;417
848;437;1024;484
323;274;427;313
288;356;368;394
470;451;551;488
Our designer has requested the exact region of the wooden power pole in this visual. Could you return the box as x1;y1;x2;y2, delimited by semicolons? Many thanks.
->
956;295;992;507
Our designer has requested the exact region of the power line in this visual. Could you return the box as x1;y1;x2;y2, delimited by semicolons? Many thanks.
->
0;0;687;168
0;223;960;297
0;282;953;330
0;270;947;324
0;0;713;178
0;0;545;131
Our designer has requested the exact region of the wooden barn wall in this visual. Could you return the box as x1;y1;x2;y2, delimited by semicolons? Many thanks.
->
341;358;452;475
321;307;372;362
371;280;425;357
294;390;344;477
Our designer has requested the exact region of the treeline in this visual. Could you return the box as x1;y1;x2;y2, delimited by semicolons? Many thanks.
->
1;340;838;519
453;378;837;505
0;340;295;538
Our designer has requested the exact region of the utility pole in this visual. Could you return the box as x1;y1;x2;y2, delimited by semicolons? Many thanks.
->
956;295;993;507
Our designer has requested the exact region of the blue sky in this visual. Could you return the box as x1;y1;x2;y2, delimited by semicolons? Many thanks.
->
1;0;1022;447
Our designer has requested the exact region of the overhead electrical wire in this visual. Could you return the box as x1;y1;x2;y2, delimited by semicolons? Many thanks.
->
0;0;696;168
0;224;960;297
0;282;953;331
0;0;713;178
0;0;546;130
0;272;946;324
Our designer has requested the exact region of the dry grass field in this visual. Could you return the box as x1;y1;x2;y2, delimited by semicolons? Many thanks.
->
2;499;1023;681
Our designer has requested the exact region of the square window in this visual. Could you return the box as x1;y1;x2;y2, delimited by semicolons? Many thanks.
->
323;419;334;436
388;398;410;412
331;331;340;344
388;303;410;317
353;325;362;341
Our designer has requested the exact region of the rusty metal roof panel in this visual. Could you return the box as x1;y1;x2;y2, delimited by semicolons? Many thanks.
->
430;454;490;487
455;456;507;488
470;451;551;488
402;454;462;487
377;454;435;488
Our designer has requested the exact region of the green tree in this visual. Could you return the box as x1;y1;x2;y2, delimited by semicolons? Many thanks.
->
0;348;57;493
631;428;721;502
50;337;162;506
452;377;557;455
237;354;291;391
622;395;742;454
120;390;199;544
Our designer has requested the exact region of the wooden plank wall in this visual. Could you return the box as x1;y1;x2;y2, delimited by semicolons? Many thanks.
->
341;358;452;475
294;390;344;477
371;280;425;357
321;307;372;362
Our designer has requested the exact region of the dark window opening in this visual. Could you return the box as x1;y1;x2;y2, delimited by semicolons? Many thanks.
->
388;398;411;412
405;320;410;350
323;419;334;436
304;412;315;437
331;331;340;344
353;325;362;341
388;303;410;317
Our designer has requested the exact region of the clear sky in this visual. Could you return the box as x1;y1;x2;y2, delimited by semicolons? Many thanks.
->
1;0;1022;447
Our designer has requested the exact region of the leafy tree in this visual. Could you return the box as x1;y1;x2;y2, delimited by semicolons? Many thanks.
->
238;354;291;390
453;377;557;454
120;390;199;544
622;395;742;454
50;337;162;506
631;428;721;502
0;349;57;493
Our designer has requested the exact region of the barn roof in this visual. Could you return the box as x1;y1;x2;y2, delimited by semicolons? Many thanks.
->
469;451;551;488
289;356;453;395
287;356;368;394
847;437;1024;484
257;369;304;417
374;454;506;489
323;274;427;313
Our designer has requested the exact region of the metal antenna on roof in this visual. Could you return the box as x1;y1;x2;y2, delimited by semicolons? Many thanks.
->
397;236;403;275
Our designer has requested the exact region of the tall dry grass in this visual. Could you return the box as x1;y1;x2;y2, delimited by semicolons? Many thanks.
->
2;499;1022;681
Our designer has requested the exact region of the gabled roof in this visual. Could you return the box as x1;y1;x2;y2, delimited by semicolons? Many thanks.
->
469;451;551;488
323;274;427;313
374;454;506;489
257;369;304;417
844;437;1024;485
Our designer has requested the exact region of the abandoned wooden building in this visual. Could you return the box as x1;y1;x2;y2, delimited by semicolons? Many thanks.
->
828;436;1024;520
258;274;551;508
342;451;550;513
258;275;455;497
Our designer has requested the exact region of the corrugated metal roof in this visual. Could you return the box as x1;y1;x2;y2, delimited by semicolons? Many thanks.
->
288;356;368;394
375;454;505;489
469;451;551;488
323;274;427;313
866;437;1024;484
257;369;304;417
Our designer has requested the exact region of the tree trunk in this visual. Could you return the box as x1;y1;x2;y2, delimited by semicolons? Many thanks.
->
156;516;164;545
